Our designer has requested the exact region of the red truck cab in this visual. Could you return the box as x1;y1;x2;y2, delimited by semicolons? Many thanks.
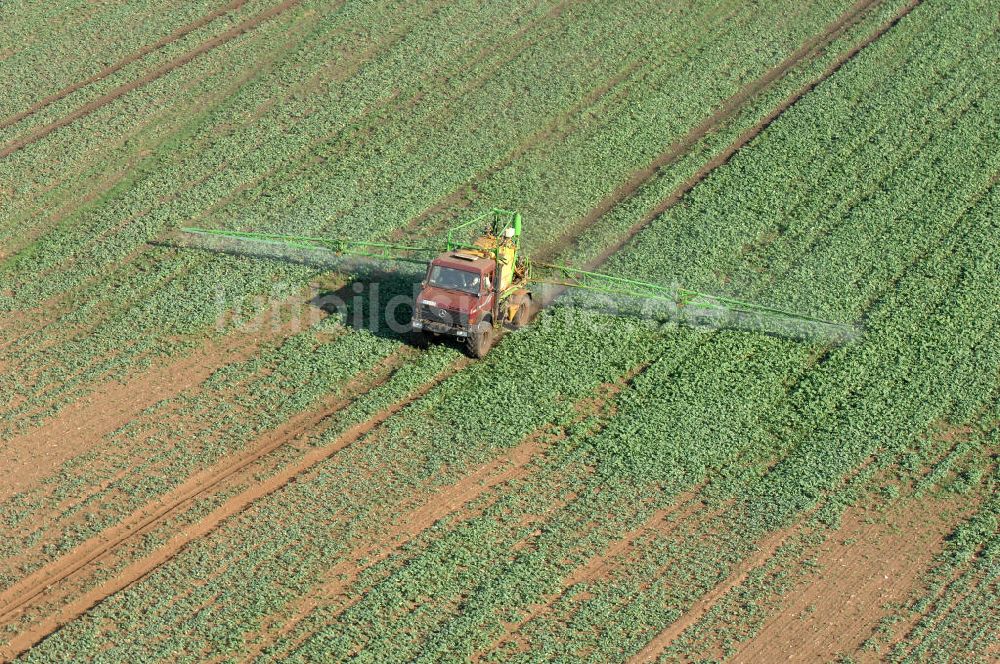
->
411;253;496;339
410;215;531;357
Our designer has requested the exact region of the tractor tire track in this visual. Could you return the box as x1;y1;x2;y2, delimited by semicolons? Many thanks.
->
627;526;796;664
626;453;889;663
0;0;301;160
547;0;923;270
0;350;466;661
480;487;711;660
0;1;926;656
244;433;551;662
255;355;659;659
390;0;747;242
737;489;981;663
0;0;248;132
886;543;994;661
0;346;414;624
0;329;276;502
390;57;647;242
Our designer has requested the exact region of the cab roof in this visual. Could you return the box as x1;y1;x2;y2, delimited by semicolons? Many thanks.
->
432;252;494;274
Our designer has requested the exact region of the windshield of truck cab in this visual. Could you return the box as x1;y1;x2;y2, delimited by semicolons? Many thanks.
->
428;265;481;295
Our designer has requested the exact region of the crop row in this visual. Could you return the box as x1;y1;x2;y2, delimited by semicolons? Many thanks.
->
0;0;486;423
0;0;296;256
21;147;995;656
0;0;901;462
14;310;672;660
881;408;998;662
0;0;233;121
18;0;996;659
5;0;998;659
0;0;881;549
0;314;422;587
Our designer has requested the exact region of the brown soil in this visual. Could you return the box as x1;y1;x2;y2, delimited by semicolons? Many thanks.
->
883;492;995;662
0;345;412;600
0;2;935;659
628;525;795;664
627;454;893;663
246;433;549;660
244;356;647;661
0;1;248;131
0;310;42;355
0;330;273;502
732;495;968;663
0;353;465;661
485;487;711;659
553;0;923;270
0;0;301;159
568;491;713;588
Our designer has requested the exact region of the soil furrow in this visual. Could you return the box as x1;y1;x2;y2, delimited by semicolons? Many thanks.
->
552;0;924;270
244;434;548;661
482;487;710;659
0;0;302;160
0;330;274;502
626;453;890;663
0;0;248;131
0;348;462;660
888;544;994;662
248;356;658;659
628;526;795;663
733;491;976;662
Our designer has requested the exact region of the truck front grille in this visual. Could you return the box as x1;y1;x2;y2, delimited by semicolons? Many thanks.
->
420;304;467;327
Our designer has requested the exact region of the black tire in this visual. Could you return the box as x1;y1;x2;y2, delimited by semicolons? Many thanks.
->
466;322;495;359
412;329;433;349
512;295;536;329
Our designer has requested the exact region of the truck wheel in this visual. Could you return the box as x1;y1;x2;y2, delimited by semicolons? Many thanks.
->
512;294;536;329
412;330;433;349
466;323;495;359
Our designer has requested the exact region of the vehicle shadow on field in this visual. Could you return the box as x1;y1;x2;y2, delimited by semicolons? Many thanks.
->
152;236;464;352
309;266;466;353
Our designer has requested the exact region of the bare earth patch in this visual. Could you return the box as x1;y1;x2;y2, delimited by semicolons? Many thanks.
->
0;330;271;502
733;494;969;663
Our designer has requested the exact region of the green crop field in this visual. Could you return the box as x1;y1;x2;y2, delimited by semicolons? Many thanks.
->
0;0;997;661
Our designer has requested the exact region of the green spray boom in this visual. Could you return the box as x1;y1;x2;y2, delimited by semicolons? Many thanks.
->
181;208;854;341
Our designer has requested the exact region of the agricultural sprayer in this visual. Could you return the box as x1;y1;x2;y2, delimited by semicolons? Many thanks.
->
184;209;850;357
